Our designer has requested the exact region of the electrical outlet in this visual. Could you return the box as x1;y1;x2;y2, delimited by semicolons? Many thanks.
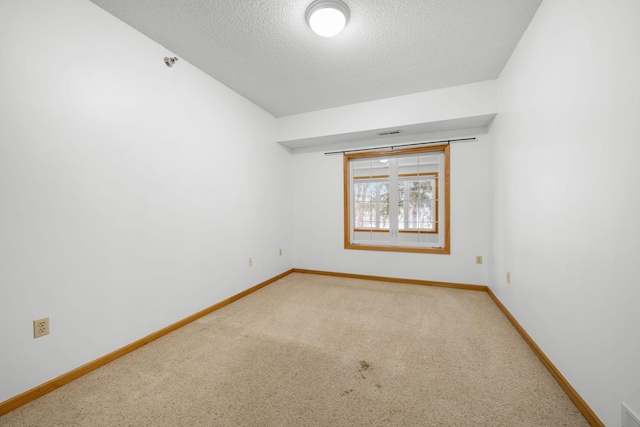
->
475;256;482;264
507;272;511;284
248;257;252;267
34;317;50;338
279;249;282;256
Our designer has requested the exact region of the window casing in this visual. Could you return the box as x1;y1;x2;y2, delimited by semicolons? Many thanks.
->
344;145;450;254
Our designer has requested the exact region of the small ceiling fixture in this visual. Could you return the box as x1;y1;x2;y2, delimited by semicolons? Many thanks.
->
164;56;179;68
377;130;402;137
305;0;350;38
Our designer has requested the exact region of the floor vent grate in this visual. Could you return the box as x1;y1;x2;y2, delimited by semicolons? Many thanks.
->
623;403;640;427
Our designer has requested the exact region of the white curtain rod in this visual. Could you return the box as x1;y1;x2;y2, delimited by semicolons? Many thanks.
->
324;137;476;155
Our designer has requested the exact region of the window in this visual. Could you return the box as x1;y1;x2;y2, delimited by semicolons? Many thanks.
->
344;144;450;254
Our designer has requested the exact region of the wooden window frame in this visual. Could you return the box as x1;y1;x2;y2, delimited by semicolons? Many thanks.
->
343;144;450;254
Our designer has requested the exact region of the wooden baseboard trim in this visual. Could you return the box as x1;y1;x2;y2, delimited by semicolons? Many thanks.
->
1;268;603;427
0;269;294;417
486;289;604;427
291;268;488;292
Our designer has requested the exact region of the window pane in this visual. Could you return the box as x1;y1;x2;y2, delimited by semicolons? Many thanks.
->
352;159;389;179
409;201;435;230
398;178;436;230
353;180;389;229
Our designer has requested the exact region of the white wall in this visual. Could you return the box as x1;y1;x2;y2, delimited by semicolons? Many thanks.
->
489;0;640;425
0;0;292;402
291;134;491;285
277;80;497;144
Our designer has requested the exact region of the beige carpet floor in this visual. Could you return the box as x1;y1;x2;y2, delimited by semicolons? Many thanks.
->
0;273;588;426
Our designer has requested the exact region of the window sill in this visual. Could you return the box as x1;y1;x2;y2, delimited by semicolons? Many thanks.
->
344;243;450;254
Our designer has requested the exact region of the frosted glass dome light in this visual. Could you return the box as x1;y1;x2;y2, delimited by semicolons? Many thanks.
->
306;0;350;38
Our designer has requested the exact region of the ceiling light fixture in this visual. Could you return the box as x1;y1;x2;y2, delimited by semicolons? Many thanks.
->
305;0;350;38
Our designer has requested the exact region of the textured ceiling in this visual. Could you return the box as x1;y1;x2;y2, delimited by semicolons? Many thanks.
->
88;0;542;117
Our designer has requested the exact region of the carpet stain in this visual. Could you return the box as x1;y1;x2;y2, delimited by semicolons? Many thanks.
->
340;389;354;396
358;360;371;379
